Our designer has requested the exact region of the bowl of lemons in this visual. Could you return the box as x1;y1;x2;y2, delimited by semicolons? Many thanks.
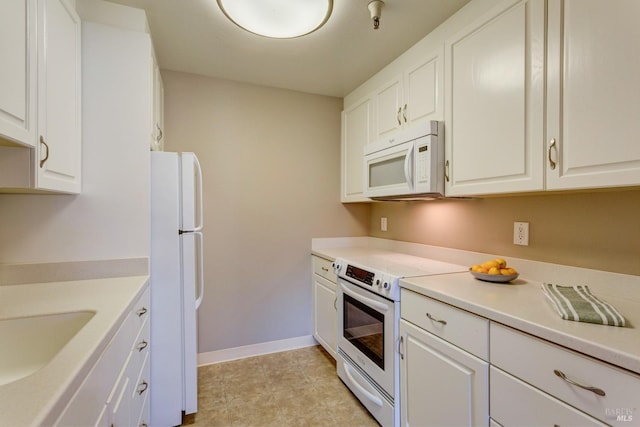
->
469;258;519;283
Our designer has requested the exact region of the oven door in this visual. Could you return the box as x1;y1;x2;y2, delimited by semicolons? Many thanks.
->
337;277;398;398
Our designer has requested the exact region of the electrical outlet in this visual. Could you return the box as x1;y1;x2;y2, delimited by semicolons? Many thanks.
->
513;222;529;246
381;217;388;232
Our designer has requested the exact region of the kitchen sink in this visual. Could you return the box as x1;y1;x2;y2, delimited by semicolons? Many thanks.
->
0;311;95;386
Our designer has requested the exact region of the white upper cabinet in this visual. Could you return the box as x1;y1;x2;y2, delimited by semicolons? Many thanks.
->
444;0;545;196
546;0;640;190
373;51;443;140
0;0;37;147
373;75;403;138
403;49;443;127
341;96;373;202
36;0;82;193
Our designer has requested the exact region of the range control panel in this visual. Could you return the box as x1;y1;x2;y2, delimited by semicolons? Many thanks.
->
334;258;400;300
345;264;375;286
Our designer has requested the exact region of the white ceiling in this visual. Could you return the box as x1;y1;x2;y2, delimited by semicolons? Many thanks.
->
106;0;471;97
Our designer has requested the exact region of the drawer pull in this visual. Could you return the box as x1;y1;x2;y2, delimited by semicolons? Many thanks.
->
136;307;148;317
398;336;404;360
137;380;149;395
136;340;148;352
140;424;148;427
321;267;329;272
553;369;606;396
426;313;447;325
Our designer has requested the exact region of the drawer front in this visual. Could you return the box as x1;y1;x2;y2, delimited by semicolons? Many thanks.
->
491;323;640;426
55;285;150;426
490;366;607;427
401;289;489;360
130;313;150;368
132;286;150;331
312;255;337;283
131;351;150;422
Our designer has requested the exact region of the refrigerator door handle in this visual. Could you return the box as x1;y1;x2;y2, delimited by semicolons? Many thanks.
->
193;155;204;232
194;231;204;309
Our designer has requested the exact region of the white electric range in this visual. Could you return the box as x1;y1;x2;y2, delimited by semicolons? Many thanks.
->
333;252;467;427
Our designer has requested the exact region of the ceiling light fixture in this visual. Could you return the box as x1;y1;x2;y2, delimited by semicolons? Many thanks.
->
367;0;385;30
217;0;333;39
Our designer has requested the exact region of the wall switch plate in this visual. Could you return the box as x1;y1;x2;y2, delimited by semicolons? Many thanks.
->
381;217;388;232
514;222;529;246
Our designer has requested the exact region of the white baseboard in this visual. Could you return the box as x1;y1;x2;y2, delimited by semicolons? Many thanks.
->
197;335;318;366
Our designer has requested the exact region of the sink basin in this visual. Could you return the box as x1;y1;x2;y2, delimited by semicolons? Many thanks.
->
0;311;95;386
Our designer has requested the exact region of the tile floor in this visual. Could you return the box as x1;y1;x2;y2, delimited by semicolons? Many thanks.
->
182;345;380;426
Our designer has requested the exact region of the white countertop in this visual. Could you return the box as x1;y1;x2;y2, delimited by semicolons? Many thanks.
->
401;273;640;375
0;275;149;427
312;238;640;375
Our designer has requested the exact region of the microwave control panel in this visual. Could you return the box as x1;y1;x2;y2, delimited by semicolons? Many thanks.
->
416;141;432;185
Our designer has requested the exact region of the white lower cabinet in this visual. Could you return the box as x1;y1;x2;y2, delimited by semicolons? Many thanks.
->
400;289;489;427
490;366;606;427
55;286;150;427
312;255;337;358
490;322;640;427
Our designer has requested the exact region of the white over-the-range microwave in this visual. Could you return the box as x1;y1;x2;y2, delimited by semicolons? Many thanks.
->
364;120;444;200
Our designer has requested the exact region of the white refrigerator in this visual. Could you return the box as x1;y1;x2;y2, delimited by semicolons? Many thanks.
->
150;152;204;426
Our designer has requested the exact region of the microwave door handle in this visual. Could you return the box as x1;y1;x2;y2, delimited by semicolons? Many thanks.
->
404;143;415;192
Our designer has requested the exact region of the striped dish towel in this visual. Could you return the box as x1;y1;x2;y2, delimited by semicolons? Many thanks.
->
541;283;625;327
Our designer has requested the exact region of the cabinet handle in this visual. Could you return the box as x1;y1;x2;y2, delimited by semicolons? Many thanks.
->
426;313;447;325
39;136;49;168
136;307;148;317
553;369;605;396
548;138;557;170
445;160;450;182
398;335;404;360
136;340;148;352
321;267;329;272
137;380;149;395
403;104;407;123
140;424;148;427
333;297;337;310
397;107;402;126
156;123;163;142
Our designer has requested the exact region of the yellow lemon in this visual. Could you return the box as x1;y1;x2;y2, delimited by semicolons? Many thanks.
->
495;258;507;268
488;267;501;275
482;260;499;269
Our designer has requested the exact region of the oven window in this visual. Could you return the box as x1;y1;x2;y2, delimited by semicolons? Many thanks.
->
343;293;385;370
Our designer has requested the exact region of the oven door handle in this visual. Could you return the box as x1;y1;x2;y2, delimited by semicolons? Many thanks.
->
343;362;384;408
340;282;389;312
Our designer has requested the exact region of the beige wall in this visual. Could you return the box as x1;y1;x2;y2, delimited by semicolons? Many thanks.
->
161;70;369;353
369;189;640;276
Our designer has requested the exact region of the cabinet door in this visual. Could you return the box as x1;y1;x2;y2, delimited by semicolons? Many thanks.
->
151;52;164;151
404;49;443;126
546;0;640;190
36;0;82;193
444;0;545;196
313;274;337;358
373;75;403;138
341;96;373;202
0;0;37;147
400;319;489;427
